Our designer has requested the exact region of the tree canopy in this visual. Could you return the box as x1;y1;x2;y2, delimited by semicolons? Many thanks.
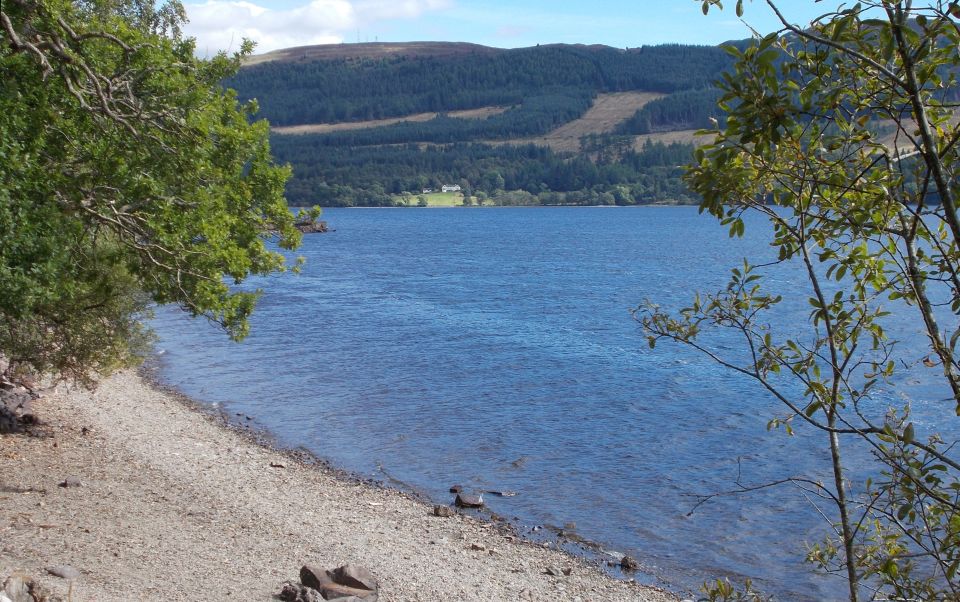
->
644;1;960;599
0;0;298;384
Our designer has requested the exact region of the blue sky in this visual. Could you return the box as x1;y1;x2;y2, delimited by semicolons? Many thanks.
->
183;0;838;56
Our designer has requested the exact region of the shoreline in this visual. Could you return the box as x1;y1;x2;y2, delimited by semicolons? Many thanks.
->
138;362;671;588
0;369;678;601
325;203;693;209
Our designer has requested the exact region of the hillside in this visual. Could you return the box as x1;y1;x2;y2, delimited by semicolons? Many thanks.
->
243;41;499;66
227;41;737;207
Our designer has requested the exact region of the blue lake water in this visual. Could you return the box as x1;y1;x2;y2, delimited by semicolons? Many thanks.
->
150;206;953;600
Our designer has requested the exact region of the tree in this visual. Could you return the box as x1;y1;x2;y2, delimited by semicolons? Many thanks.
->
641;1;960;599
0;0;299;384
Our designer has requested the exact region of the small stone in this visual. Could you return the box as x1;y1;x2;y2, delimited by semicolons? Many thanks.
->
620;555;641;571
470;543;486;551
432;505;454;517
449;484;462;493
279;581;323;602
455;492;483;508
270;462;286;468
58;477;82;488
48;565;81;580
545;566;562;577
562;567;573;576
2;575;31;602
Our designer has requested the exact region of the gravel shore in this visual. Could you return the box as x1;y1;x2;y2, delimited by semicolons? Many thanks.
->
0;370;677;601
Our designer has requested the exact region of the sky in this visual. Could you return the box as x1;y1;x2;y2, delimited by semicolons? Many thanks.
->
182;0;841;56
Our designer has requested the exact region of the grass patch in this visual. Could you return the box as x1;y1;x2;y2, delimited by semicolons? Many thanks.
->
393;191;466;207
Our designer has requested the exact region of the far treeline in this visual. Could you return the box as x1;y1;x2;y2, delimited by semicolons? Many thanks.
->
273;139;698;207
227;42;746;207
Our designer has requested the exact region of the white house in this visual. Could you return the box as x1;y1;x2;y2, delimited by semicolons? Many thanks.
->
441;184;462;192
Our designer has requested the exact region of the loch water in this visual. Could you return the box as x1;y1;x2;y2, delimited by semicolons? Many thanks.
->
150;206;952;600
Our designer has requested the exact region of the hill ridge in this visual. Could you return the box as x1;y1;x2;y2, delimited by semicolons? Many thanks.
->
243;41;503;66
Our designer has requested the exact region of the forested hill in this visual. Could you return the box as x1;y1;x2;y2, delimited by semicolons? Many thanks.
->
226;41;743;207
229;42;735;127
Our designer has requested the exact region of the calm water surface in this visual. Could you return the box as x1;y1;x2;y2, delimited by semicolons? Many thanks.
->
151;207;951;600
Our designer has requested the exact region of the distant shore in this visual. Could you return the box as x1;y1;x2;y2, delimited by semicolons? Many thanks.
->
0;370;677;601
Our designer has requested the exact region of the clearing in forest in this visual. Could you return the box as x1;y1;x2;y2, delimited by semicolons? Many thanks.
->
504;91;665;152
271;106;509;136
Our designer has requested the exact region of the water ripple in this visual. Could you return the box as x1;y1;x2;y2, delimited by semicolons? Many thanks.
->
151;206;953;601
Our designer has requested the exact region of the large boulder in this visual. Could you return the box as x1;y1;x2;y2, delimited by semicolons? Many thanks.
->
330;565;377;591
299;564;378;601
0;388;36;434
455;492;483;508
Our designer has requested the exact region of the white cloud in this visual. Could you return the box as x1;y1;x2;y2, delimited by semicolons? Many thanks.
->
354;0;449;20
184;0;450;55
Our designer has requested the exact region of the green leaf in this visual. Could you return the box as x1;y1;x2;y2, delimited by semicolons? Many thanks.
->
903;422;914;444
948;558;960;580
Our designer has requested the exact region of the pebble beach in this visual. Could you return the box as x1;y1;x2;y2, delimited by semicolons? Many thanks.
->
0;370;678;601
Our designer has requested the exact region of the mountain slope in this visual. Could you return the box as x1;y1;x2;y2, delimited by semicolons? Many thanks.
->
229;41;732;128
227;41;736;206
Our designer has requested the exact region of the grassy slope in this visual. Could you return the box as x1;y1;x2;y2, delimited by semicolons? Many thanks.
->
503;91;666;152
273;106;509;136
393;191;465;207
